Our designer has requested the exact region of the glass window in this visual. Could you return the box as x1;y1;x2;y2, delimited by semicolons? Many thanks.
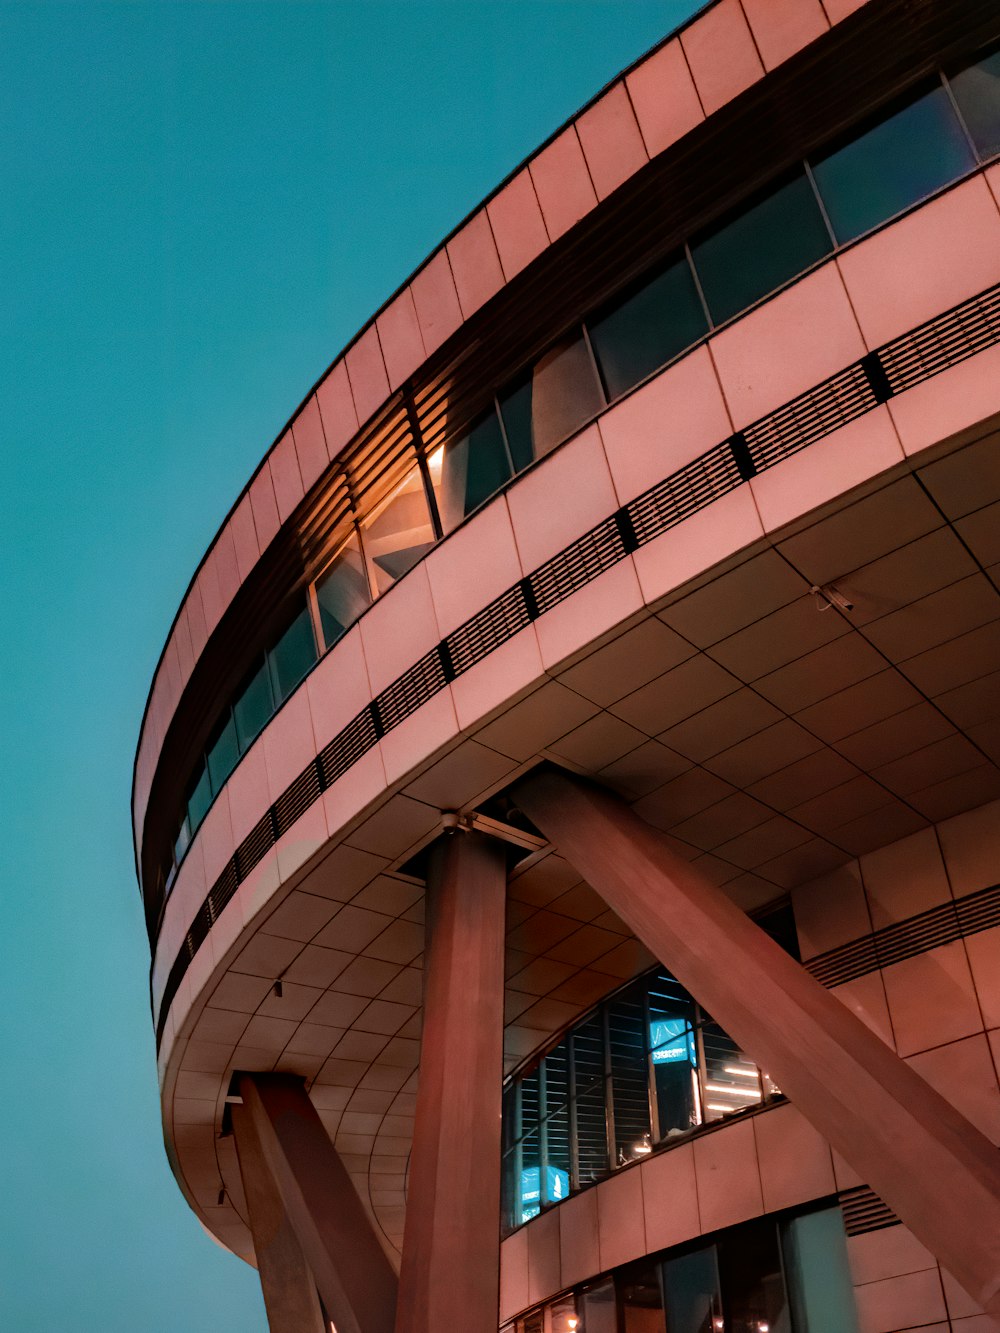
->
360;466;437;596
572;1014;609;1186
662;1244;722;1333
499;331;604;467
691;171;832;324
578;1280;617;1333
547;1295;579;1333
268;606;317;704
315;532;371;647
588;255;708;400
700;1019;764;1122
206;712;239;794
173;815;191;865
717;1220;789;1333
781;1207;860;1333
233;659;274;751
811;85;976;243
608;988;652;1165
648;972;700;1141
950;47;1000;160
186;762;212;834
618;1260;667;1333
429;411;512;534
541;1042;572;1206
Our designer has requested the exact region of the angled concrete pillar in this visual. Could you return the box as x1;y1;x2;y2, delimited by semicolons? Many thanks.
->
232;1073;397;1333
394;830;508;1333
231;1087;326;1333
512;768;1000;1323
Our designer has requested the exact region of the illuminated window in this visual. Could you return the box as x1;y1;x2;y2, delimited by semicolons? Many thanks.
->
360;466;437;596
315;532;371;647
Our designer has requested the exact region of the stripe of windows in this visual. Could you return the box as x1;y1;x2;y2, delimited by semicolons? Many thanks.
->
502;1203;861;1333
155;45;1000;907
501;907;799;1234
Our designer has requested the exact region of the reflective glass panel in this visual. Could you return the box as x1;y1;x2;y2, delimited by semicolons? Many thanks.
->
187;762;212;834
173;816;191;865
662;1244;721;1333
648;971;700;1140
811;85;976;243
430;411;512;534
234;659;273;750
701;1020;763;1122
499;331;604;466
360;466;436;596
951;47;1000;159
268;606;317;704
588;256;708;400
619;1260;667;1333
541;1042;572;1204
572;1014;609;1185
608;987;652;1165
315;533;371;647
579;1280;617;1333
691;171;832;324
206;712;239;794
781;1207;860;1333
548;1295;579;1333
717;1220;790;1333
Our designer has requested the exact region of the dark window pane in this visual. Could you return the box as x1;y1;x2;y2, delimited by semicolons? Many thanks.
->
173;816;191;865
572;1014;610;1184
187;762;212;834
206;712;239;794
691;171;832;324
360;466;436;595
579;1280;617;1333
316;533;371;647
432;411;512;533
951;47;1000;159
608;988;652;1165
717;1219;788;1333
541;1042;572;1203
499;331;604;467
648;970;699;1140
588;256;707;399
812;85;976;243
268;606;317;704
618;1260;667;1333
234;659;273;750
781;1207;860;1333
701;1021;764;1122
662;1244;721;1333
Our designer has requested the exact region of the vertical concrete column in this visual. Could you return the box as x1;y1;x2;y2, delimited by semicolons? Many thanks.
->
232;1073;397;1333
395;830;508;1333
231;1088;327;1333
512;768;1000;1323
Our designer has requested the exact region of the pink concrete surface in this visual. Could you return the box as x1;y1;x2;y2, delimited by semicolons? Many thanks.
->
889;340;1000;461
598;344;733;504
376;289;426;391
248;460;281;554
423;498;523;637
680;0;764;117
486;170;549;282
499;1228;529;1324
409;250;463;356
315;358;359;458
269;428;306;525
505;425;618;569
853;1267;947;1333
184;575;210;658
173;601;197;682
820;0;873;20
596;1166;646;1271
576;83;648;202
213;523;241;609
881;941;983;1058
692;1117;764;1233
641;1141;701;1253
792;861;871;958
261;687;317;800
305;628;374;751
529;128;598;242
450;630;545;736
229;493;260;583
291;395;330;492
446;210;505;320
741;0;829;71
379;690;460;788
837;177;1000;349
749;407;905;535
625;38;704;158
225;741;271;847
525;1208;561;1307
908;1034;1000;1147
345;326;391;428
321;746;388;845
557;1190;599;1290
160;635;182;715
632;486;766;607
710;264;867;428
534;560;645;675
198;787;235;889
753;1103;835;1212
357;562;441;697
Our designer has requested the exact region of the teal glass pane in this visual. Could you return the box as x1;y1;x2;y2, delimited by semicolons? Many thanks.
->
588;255;707;399
435;411;512;533
233;659;274;750
173;816;191;865
315;534;371;646
717;1219;788;1333
812;85;976;243
206;712;239;794
186;762;212;834
497;376;534;472
662;1245;721;1333
781;1207;860;1333
268;606;317;704
691;171;832;324
951;47;1000;160
498;331;604;467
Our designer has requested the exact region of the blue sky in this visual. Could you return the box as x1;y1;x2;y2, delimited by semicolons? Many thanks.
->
0;3;701;1327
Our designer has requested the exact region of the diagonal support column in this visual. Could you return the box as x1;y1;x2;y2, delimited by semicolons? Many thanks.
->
231;1087;327;1333
512;768;1000;1323
232;1072;397;1333
394;829;508;1333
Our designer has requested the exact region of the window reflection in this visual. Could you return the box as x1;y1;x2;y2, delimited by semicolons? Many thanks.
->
269;607;318;704
951;47;1000;160
500;332;604;467
430;412;513;534
811;84;975;243
315;532;371;647
360;466;437;595
234;660;274;750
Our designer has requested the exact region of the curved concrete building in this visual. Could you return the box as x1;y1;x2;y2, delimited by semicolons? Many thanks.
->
133;2;1000;1329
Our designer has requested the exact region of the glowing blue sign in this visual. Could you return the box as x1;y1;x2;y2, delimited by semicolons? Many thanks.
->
650;1018;697;1066
520;1165;570;1212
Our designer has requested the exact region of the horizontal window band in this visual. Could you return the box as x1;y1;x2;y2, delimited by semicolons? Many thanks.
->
153;276;1000;1050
